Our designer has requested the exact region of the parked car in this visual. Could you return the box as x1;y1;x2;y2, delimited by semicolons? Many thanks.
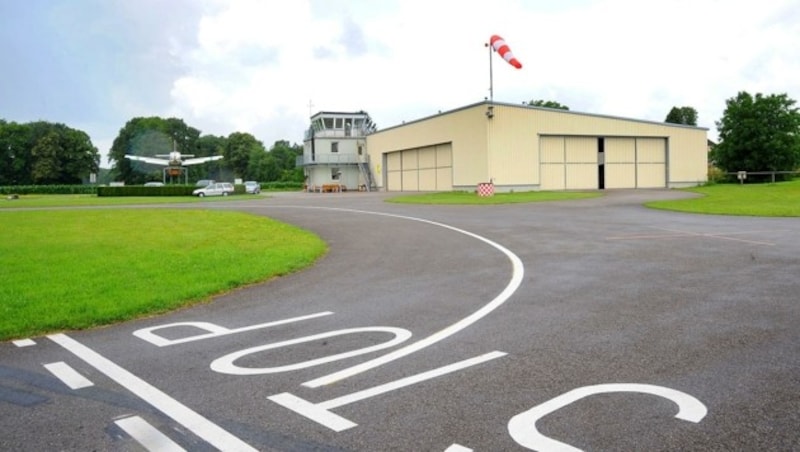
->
244;181;261;194
192;182;234;197
195;179;215;187
144;182;164;187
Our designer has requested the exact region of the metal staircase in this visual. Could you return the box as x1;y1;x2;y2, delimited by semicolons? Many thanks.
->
357;158;377;191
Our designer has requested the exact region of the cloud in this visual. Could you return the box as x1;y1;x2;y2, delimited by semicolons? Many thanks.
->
2;0;799;166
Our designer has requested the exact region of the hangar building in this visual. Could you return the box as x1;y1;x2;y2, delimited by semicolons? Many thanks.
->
300;101;708;192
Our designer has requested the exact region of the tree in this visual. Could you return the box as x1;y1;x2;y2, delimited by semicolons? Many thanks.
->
268;140;304;181
665;106;698;126
225;132;264;178
30;132;62;184
0;120;98;185
0;120;33;185
527;100;569;110
246;146;279;182
108;117;201;184
196;134;228;182
713;91;800;173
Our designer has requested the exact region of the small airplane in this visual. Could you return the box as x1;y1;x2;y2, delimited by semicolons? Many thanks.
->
125;151;223;167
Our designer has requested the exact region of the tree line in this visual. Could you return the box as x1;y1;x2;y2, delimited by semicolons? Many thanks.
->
0;116;303;187
108;116;303;185
0;120;99;185
3;91;798;187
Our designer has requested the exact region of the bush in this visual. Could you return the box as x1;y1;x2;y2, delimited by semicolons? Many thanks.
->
707;166;730;184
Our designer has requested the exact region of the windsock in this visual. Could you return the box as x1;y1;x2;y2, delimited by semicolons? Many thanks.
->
489;34;522;69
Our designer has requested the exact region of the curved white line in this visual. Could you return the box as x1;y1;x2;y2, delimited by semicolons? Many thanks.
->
254;206;524;388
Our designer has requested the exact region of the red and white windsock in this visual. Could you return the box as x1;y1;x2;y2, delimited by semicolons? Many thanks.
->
489;34;522;69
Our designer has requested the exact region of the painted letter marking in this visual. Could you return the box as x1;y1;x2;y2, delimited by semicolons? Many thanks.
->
508;383;707;451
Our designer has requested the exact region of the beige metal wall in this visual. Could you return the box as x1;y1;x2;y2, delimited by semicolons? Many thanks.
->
367;107;487;190
486;105;539;186
367;102;707;192
495;104;705;188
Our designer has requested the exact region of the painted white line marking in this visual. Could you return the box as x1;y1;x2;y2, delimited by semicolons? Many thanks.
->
268;207;524;388
48;333;257;452
319;351;507;410
269;393;357;432
43;361;94;389
609;227;776;246
445;445;473;452
134;311;333;347
270;351;506;431
211;327;412;375
115;416;187;452
508;383;707;451
13;338;36;347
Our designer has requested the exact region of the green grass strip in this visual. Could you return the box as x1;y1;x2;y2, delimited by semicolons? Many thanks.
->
0;194;249;209
646;180;800;216
386;190;600;205
0;209;326;340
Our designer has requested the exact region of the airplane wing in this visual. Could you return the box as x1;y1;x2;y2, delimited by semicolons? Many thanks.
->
182;155;224;166
125;155;169;166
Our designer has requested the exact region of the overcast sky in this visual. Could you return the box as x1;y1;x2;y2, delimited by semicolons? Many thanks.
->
2;0;798;168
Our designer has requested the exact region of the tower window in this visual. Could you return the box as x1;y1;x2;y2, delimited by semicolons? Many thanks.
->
331;142;339;153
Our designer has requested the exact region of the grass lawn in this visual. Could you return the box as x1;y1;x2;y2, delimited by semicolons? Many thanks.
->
0;208;326;340
646;179;800;216
386;190;601;204
0;193;248;209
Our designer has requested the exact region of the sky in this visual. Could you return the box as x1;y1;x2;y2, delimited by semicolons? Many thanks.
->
1;0;798;168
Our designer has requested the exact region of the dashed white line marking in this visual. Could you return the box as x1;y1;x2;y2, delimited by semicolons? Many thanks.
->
48;333;257;452
13;338;36;347
270;351;507;431
115;416;187;452
44;361;94;389
607;227;777;246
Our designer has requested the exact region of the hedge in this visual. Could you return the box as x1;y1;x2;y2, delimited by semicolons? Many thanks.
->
0;185;98;195
261;181;304;191
1;181;303;196
97;185;199;197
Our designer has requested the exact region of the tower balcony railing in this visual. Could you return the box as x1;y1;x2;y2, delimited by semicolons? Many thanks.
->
296;154;369;167
304;128;371;140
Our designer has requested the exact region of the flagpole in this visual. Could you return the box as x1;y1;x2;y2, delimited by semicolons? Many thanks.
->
487;41;493;102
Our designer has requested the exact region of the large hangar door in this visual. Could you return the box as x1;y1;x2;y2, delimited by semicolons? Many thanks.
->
386;151;403;191
541;136;665;190
636;138;666;188
540;136;598;190
605;137;666;188
605;138;636;189
540;136;566;190
384;144;452;191
565;137;598;190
